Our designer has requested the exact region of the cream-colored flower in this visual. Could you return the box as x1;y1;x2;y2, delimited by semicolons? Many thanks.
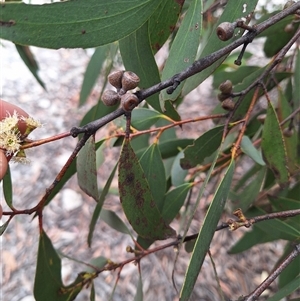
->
0;111;19;134
0;130;21;155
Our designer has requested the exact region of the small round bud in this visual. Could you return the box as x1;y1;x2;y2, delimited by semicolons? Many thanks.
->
121;71;140;92
121;93;139;112
101;90;121;106
219;80;233;94
216;22;236;41
221;98;235;111
217;92;230;102
108;70;124;90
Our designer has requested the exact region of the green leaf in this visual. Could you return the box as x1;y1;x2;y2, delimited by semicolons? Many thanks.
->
134;274;143;301
88;163;118;247
160;0;202;104
294;48;300;110
180;160;235;301
231;166;266;211
119;22;162;112
79;46;109;106
86;256;108;273
149;0;182;53
77;135;99;201
269;195;300;211
171;151;188;187
34;230;68;301
0;0;162;49
15;44;45;89
228;225;280;254
241;136;265;165
2;165;13;209
267;275;300;301
183;0;259;95
261;101;289;187
90;282;95;301
0;220;10;236
100;209;132;236
139;143;166;212
161;183;193;224
158;138;194;159
180;125;224;169
131;108;162;130
118;139;176;240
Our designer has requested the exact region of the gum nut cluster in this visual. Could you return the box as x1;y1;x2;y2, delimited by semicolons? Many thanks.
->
101;71;140;112
217;80;235;111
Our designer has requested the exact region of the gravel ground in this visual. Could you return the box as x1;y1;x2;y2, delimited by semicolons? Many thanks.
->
0;39;292;301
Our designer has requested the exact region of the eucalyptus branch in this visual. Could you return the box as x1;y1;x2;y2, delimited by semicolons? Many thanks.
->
243;243;300;301
70;2;300;138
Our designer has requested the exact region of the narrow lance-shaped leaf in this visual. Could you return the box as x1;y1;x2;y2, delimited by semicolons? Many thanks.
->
77;135;99;201
118;139;176;240
2;165;13;209
34;230;69;301
261;101;289;187
180;160;235;301
0;0;162;49
160;0;202;105
180;125;224;169
79;46;109;106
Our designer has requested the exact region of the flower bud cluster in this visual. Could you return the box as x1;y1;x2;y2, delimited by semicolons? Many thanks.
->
101;71;140;112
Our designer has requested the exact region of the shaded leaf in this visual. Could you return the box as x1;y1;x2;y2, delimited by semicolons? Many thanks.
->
100;209;132;236
158;138;194;159
149;0;182;53
0;220;10;236
267;275;300;301
88;163;118;247
79;46;109;106
180;160;235;301
2;165;13;209
241;136;265;166
162;183;193;224
15;44;45;89
160;0;202;104
180;126;224;169
134;274;143;301
139;143;166;212
34;230;68;301
118;139;176;240
269;195;300;211
90;283;95;301
0;0;162;49
261;101;289;187
77;135;99;201
119;22;162;112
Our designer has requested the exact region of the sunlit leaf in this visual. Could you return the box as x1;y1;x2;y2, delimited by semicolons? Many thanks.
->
86;256;108;273
261;101;289;187
160;0;202;104
79;46;109;106
0;0;162;49
118;139;176;240
180;126;224;169
180;160;235;301
131;108;162;130
77;135;99;201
